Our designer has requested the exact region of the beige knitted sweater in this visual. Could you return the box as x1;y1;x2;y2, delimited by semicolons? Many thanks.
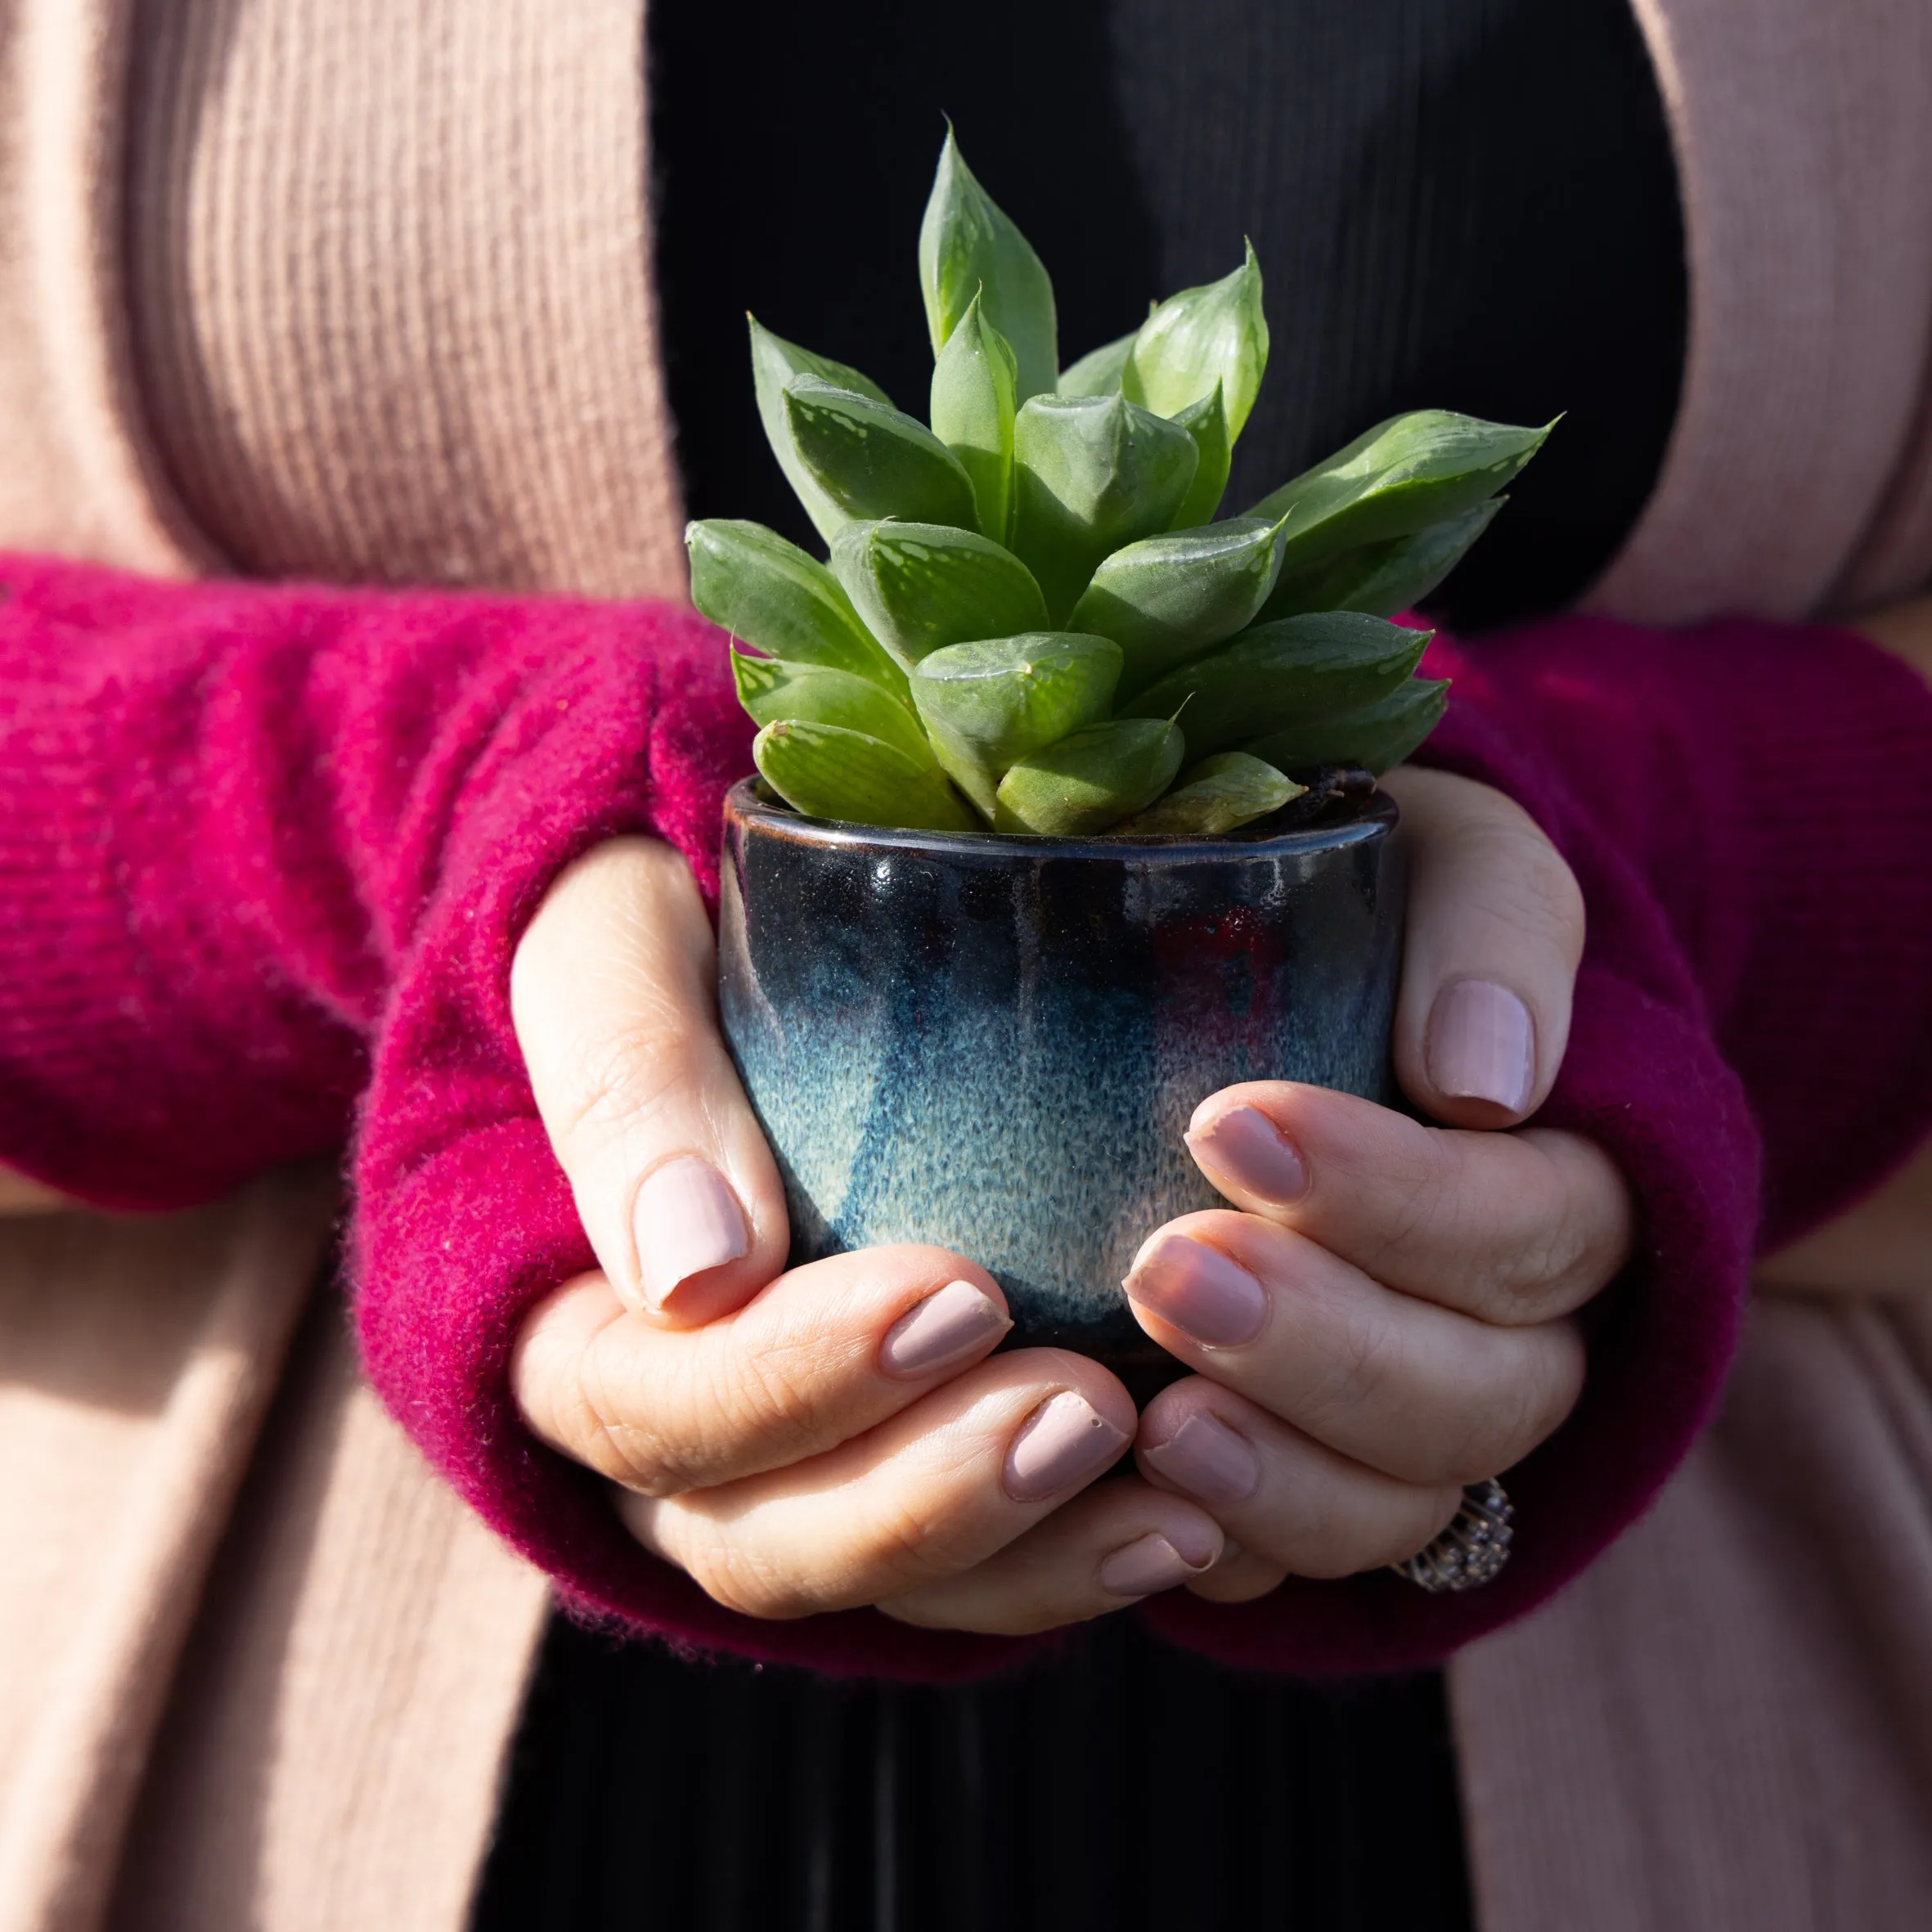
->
0;2;1929;1928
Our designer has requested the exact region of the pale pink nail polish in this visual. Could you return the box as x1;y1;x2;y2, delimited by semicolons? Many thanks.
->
1186;1104;1308;1203
1426;979;1535;1114
880;1280;1009;1379
1098;1532;1208;1599
1004;1392;1129;1501
1141;1412;1260;1505
633;1157;748;1310
1122;1234;1267;1347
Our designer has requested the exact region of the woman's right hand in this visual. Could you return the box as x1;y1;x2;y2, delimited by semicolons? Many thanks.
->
506;836;1226;1633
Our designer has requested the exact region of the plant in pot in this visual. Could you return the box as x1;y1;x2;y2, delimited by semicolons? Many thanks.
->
691;130;1547;1394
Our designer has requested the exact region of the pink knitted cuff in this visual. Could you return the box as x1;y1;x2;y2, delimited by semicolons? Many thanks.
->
10;557;1930;1682
342;588;1053;1679
1144;967;1755;1670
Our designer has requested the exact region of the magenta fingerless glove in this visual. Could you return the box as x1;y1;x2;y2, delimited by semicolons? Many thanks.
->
5;557;1930;1678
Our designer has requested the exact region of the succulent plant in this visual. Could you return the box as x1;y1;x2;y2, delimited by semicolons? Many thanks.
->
687;129;1549;838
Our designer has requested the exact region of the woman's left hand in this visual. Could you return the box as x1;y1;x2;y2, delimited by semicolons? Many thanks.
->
1129;766;1635;1599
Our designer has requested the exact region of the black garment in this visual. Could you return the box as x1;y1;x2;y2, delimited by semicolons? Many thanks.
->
651;0;1683;628
474;5;1687;1926
474;1615;1470;1932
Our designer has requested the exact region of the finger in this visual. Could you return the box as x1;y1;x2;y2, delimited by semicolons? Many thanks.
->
510;836;786;1325
1181;1543;1290;1605
878;1477;1223;1636
0;1166;70;1215
1121;1211;1585;1485
1136;1379;1460;1588
511;1246;1010;1494
1184;1084;1631;1325
613;1351;1136;1620
1380;766;1584;1127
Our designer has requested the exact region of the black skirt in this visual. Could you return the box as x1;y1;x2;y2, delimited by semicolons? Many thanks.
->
472;1611;1471;1932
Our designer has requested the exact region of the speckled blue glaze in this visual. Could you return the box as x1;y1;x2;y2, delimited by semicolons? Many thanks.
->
717;778;1404;1386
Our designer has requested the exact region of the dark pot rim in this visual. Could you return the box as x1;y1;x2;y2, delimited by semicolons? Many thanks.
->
724;775;1398;864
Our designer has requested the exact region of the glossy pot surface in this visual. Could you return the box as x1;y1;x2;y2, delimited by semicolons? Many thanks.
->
717;778;1404;1386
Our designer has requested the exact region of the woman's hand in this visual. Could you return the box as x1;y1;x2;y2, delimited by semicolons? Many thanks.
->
506;766;1634;1632
1128;769;1635;1598
508;838;1224;1635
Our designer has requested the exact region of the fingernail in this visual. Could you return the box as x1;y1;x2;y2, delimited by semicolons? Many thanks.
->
1426;980;1535;1114
880;1280;1010;1379
1004;1392;1130;1502
633;1157;748;1310
1186;1104;1307;1204
1141;1412;1260;1505
1099;1532;1212;1600
1123;1235;1267;1348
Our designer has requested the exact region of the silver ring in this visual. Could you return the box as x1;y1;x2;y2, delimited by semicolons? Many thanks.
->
1391;1480;1514;1593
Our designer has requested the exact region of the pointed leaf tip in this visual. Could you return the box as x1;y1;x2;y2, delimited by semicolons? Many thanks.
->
686;519;910;702
748;321;895;543
783;380;978;533
919;129;1058;404
930;290;1019;541
1124;248;1269;441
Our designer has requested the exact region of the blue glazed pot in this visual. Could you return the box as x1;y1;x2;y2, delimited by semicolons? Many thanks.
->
717;777;1404;1391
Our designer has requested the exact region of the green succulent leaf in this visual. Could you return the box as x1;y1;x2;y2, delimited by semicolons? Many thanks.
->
1169;384;1232;529
748;317;894;543
1009;392;1200;625
1056;329;1135;398
993;717;1185;836
1256;501;1503;623
909;631;1122;820
1112;752;1304;836
919;128;1058;405
730;649;933;766
1067;514;1287;698
1241;676;1450;775
783;378;979;533
1247;411;1551;580
1123;240;1269;440
685;519;910;703
930;291;1018;543
830;519;1049;669
753;719;978;832
1121;612;1431;757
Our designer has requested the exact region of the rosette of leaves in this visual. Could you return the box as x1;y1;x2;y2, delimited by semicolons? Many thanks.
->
686;128;1550;838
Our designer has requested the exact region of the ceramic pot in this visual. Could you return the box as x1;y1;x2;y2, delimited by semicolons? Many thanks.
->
717;777;1404;1391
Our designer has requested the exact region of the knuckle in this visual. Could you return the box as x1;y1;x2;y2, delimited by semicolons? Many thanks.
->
573;1349;689;1494
1301;1300;1409;1433
700;1337;835;1467
1491;1215;1600;1311
849;1496;951;1591
683;1539;815;1622
1381;1487;1467;1569
1450;823;1584;959
552;1009;711;1161
1267;1472;1459;1580
1483;1139;1630;1316
685;1499;948;1621
1443;1332;1581;1481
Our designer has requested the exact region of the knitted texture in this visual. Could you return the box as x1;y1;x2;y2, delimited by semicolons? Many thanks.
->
4;555;1932;1679
1150;615;1932;1670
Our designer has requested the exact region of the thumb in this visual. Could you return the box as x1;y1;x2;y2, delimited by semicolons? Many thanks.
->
1381;766;1584;1129
510;835;788;1325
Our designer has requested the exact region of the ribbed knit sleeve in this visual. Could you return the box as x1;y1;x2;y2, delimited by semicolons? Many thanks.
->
7;561;1932;1680
1142;614;1932;1674
1419;615;1932;1251
0;554;1042;1679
